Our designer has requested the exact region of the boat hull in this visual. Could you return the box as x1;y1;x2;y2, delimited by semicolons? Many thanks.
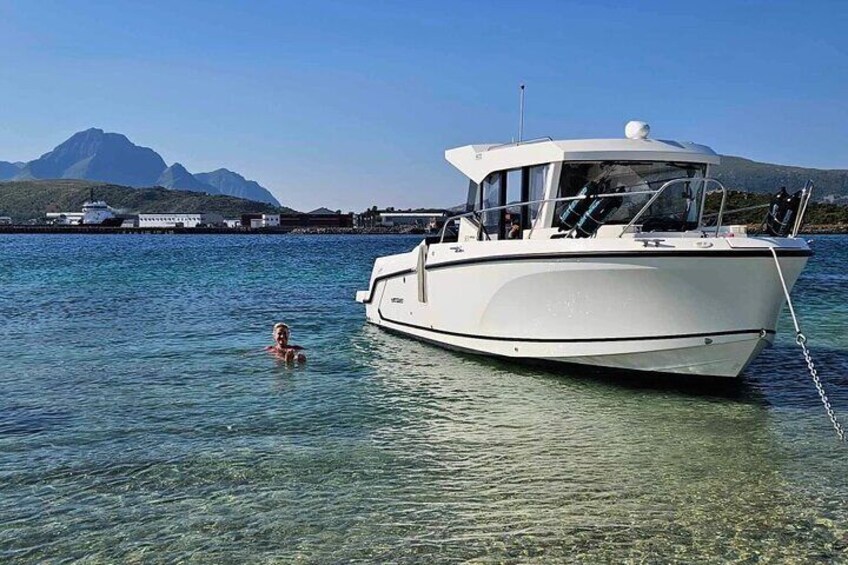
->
357;239;810;378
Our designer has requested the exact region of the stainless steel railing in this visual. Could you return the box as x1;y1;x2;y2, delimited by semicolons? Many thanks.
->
619;178;728;237
486;137;554;150
438;189;660;243
792;181;814;238
698;179;814;238
439;176;729;243
437;176;818;243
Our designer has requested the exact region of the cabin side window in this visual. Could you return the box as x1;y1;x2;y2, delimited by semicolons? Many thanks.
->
554;162;706;232
459;165;553;240
464;180;480;213
526;165;547;224
481;172;504;238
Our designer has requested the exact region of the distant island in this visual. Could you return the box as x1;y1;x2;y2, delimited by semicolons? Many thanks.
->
0;128;281;206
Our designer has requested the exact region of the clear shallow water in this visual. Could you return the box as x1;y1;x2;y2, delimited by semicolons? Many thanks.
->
1;233;847;563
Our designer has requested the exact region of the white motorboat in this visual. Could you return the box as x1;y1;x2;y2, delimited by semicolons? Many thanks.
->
356;122;814;378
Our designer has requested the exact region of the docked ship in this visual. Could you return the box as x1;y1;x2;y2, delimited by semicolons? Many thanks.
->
81;200;120;225
46;198;122;226
356;122;813;378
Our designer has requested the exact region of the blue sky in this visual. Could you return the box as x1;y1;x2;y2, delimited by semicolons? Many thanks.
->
0;0;846;211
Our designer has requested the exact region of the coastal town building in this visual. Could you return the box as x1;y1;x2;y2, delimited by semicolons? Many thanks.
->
378;210;448;229
0;216;12;225
46;212;85;225
248;214;281;228
294;211;353;228
240;212;353;229
138;213;225;228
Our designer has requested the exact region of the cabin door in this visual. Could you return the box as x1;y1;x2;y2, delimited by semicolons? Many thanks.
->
505;169;523;239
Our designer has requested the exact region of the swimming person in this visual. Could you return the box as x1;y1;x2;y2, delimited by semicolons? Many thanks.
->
266;322;307;363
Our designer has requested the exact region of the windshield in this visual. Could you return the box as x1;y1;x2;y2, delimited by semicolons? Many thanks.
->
555;162;707;231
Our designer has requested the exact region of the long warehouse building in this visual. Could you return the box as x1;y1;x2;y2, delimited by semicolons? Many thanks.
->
138;213;225;228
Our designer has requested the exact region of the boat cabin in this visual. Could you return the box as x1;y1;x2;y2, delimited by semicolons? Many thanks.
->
444;128;722;242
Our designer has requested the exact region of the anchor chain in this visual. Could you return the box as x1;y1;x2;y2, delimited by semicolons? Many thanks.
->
771;247;846;442
796;333;846;442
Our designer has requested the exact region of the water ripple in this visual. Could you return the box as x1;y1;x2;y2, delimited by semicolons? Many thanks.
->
0;234;847;562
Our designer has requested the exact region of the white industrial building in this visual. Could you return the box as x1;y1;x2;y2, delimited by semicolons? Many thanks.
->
46;212;84;225
138;213;225;228
379;211;448;228
249;214;281;228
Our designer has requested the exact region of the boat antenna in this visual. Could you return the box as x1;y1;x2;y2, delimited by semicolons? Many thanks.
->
518;83;525;144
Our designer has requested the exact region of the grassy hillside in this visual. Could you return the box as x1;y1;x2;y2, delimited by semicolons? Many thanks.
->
715;156;848;200
0;180;295;221
704;190;848;228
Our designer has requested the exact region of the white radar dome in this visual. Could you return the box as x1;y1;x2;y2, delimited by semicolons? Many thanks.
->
625;120;650;140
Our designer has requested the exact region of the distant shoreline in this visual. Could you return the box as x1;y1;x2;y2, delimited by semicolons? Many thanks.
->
0;225;427;235
0;224;845;236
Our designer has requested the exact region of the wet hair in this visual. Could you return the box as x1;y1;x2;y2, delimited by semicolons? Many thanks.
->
273;323;290;337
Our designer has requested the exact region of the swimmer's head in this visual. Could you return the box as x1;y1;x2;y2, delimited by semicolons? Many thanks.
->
273;322;290;346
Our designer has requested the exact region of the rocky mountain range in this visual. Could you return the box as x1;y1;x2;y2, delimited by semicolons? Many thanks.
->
156;163;211;193
0;128;280;206
195;169;278;203
0;161;25;179
2;130;847;208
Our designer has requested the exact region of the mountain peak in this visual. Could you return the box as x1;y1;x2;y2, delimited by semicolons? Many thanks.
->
16;127;166;187
157;163;216;193
0;161;23;180
168;162;190;173
4;128;281;206
196;168;280;206
207;167;245;180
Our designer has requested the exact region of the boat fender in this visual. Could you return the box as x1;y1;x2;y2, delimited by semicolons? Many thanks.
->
764;187;789;235
417;241;427;303
764;187;803;237
781;190;804;236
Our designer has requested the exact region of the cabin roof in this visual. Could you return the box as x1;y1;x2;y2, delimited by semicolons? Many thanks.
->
445;138;721;183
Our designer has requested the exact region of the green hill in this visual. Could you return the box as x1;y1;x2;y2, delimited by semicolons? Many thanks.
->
0;180;295;222
704;190;848;228
715;156;848;200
